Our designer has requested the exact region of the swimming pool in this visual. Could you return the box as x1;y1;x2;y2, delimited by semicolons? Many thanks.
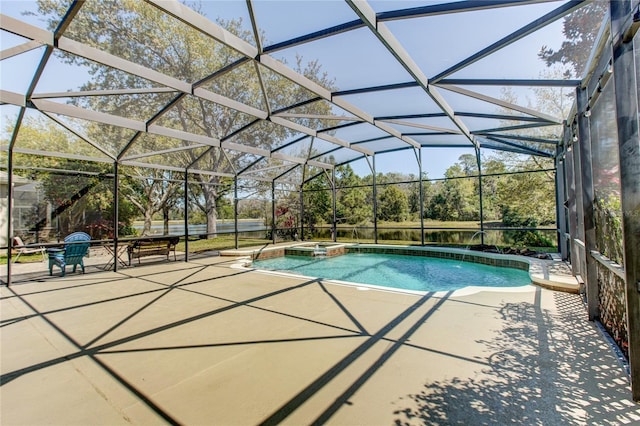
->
252;252;531;292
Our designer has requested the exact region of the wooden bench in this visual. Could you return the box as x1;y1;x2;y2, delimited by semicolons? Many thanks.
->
127;237;178;265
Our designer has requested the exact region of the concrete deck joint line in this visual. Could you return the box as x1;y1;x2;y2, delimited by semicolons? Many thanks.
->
2;255;637;424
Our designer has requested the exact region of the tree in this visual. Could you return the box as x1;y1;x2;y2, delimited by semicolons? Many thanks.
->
237;198;267;219
407;180;420;218
335;164;369;225
479;158;507;222
427;189;453;221
486;66;570;235
539;1;607;77
457;154;478;176
378;185;409;222
403;172;434;221
34;0;336;238
494;158;556;226
429;158;479;221
423;153;484;222
119;168;182;235
302;175;332;234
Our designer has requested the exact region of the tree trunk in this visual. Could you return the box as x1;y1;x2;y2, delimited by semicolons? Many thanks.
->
143;209;153;236
203;185;218;238
163;206;170;235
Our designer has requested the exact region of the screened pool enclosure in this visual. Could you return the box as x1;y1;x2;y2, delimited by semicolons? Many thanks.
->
1;0;639;400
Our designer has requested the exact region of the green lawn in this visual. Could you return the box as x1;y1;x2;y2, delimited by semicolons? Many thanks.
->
1;252;46;265
0;236;272;265
336;220;484;229
179;236;272;253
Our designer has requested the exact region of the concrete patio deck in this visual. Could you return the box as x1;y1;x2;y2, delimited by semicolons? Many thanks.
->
1;256;638;425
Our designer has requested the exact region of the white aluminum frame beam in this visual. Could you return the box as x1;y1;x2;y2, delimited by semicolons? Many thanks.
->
262;1;556;54
430;0;588;83
11;147;113;163
0;90;26;107
436;84;563;123
31;87;178;99
0;40;42;60
1;10;377;166
42;111;116;160
346;0;477;148
145;1;420;151
122;144;208;162
0;14;268;119
272;113;363;122
121;160;218;174
380;119;462;134
0;1;588;179
2;91;328;168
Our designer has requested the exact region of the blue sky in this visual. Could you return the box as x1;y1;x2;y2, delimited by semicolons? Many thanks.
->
1;0;570;178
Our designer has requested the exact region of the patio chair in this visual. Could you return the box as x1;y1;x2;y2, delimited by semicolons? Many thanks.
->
12;236;47;263
48;232;91;277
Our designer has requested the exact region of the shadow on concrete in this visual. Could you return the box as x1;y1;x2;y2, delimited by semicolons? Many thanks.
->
391;289;638;425
1;260;376;423
2;259;637;425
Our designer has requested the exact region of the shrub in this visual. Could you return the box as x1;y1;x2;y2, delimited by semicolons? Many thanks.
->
502;206;553;247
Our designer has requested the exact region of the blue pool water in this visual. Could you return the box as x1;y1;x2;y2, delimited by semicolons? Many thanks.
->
253;253;531;292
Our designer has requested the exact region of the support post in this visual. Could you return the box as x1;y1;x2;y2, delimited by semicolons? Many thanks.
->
5;149;13;286
569;124;584;276
576;85;598;320
476;147;485;246
332;168;337;243
372;155;378;244
611;0;640;402
555;139;568;261
112;161;119;272
418;148;425;246
5;109;27;286
299;184;304;241
234;175;239;250
5;135;15;285
271;181;276;244
184;170;189;262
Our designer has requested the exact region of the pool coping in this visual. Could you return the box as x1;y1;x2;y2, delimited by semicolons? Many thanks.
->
222;243;580;294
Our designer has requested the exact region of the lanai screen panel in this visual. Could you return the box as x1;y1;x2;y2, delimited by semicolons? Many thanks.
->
590;75;623;263
1;0;606;193
0;0;614;263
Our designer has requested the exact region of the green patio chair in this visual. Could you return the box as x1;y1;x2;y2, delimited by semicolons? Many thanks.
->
48;232;91;277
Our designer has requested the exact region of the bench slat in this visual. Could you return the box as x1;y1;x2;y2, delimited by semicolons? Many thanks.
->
127;239;177;265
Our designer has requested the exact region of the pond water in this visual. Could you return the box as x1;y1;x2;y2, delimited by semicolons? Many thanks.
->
134;220;266;235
